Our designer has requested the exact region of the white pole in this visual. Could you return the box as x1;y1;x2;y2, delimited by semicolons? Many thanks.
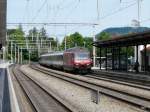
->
26;36;29;50
57;41;58;51
56;37;59;51
6;34;8;59
50;42;51;51
37;34;40;57
29;49;30;64
21;47;22;64
32;32;33;41
18;46;19;64
11;41;13;63
41;38;42;48
97;0;100;20
15;44;16;63
2;46;5;61
93;26;96;67
135;0;141;63
65;25;67;50
137;0;140;26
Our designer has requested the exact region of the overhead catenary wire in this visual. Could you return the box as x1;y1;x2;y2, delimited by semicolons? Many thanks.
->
50;0;79;23
31;0;48;22
65;0;80;18
7;22;99;26
100;2;137;20
8;0;145;43
23;0;30;22
140;18;150;23
97;0;100;20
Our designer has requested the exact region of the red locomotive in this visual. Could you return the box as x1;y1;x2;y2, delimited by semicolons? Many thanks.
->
39;47;92;74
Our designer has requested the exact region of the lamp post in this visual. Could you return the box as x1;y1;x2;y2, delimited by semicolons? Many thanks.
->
18;46;19;64
15;44;16;63
11;41;13;63
93;26;96;68
21;46;22;64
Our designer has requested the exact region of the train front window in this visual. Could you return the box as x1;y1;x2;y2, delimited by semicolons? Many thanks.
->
75;53;89;60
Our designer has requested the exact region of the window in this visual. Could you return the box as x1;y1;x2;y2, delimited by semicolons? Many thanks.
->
75;53;89;60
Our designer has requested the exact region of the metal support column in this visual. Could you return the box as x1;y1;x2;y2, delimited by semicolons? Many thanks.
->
21;47;22;64
105;48;107;71
112;47;114;70
11;41;13;63
136;45;139;63
144;44;147;73
18;47;19;64
65;26;67;50
100;47;101;70
135;45;139;73
119;47;121;70
29;49;30;64
2;46;5;61
126;47;128;71
50;42;51;51
15;44;16;63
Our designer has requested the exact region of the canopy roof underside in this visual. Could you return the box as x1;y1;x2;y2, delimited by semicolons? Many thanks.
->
93;30;150;48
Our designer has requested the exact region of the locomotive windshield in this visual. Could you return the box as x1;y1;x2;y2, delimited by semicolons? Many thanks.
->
75;52;89;60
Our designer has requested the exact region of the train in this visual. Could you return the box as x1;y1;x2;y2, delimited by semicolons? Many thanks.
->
39;47;92;74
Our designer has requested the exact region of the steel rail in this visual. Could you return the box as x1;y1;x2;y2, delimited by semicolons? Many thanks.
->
85;74;150;91
12;65;72;112
92;70;150;87
30;64;150;111
11;65;38;112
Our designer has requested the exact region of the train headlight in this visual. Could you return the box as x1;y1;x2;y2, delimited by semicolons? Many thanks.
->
75;63;79;66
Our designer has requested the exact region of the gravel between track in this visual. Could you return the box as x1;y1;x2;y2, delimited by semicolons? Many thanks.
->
9;66;34;112
21;65;146;112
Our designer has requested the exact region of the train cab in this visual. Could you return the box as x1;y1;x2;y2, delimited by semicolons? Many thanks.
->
63;47;92;73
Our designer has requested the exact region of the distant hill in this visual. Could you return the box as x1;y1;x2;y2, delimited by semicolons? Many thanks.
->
97;27;150;36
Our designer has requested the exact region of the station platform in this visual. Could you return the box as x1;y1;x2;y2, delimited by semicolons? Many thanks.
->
0;61;11;112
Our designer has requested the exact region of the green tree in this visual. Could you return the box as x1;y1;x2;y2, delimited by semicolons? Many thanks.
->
7;27;25;44
61;36;72;50
28;27;38;41
96;32;111;56
47;37;57;51
70;32;84;47
83;37;93;55
39;27;48;40
121;47;134;57
96;32;111;40
7;25;26;60
61;32;84;50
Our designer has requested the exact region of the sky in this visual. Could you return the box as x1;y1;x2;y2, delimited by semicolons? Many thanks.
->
7;0;150;42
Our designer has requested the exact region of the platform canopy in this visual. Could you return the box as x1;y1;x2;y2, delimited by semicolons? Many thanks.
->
93;30;150;48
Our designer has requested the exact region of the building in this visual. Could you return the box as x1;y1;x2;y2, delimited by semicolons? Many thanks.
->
93;30;150;73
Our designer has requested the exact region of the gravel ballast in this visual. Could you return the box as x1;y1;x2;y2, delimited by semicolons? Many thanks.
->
20;65;146;112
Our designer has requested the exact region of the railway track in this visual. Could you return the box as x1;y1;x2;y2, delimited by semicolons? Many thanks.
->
92;70;150;87
85;74;150;91
30;64;150;111
11;65;72;112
